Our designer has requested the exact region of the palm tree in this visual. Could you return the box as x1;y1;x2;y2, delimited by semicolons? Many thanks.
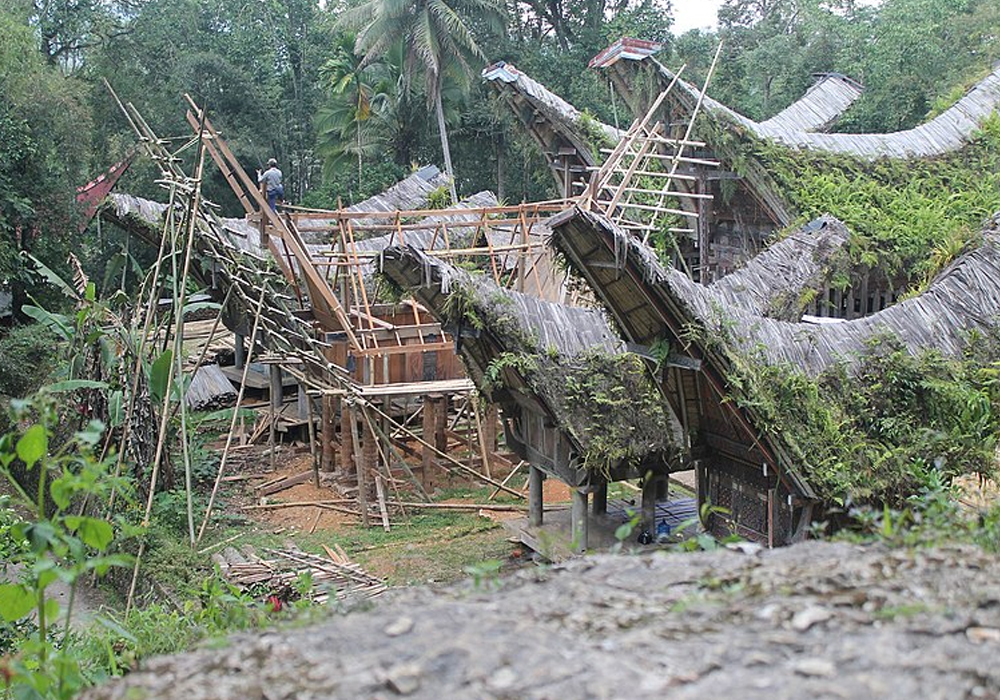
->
317;33;390;189
338;0;505;204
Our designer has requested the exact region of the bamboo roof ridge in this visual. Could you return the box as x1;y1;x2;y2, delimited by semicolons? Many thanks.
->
551;205;1000;378
107;189;515;266
343;165;449;215
293;165;451;242
629;52;1000;159
591;38;864;135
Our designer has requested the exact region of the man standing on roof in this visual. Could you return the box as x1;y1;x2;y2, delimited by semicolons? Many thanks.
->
257;158;284;211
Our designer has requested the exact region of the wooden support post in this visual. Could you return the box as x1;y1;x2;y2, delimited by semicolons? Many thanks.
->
433;394;448;484
655;476;669;501
321;396;336;473
421;397;436;490
641;476;658;539
528;465;544;527
571;488;589;554
297;383;309;420
593;481;608;516
340;400;354;484
362;402;379;500
234;333;246;369
303;389;320;489
347;405;369;527
268;364;282;471
483;403;498;452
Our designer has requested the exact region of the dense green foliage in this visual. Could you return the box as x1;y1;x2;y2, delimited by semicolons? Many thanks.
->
442;280;673;474
753;113;1000;280
727;334;1000;506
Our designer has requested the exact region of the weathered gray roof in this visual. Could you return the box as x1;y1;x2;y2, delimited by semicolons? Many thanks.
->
482;61;622;143
643;55;1000;159
379;244;679;474
381;245;621;359
296;166;452;242
591;38;864;135
758;73;864;134
344;165;448;215
553;206;1000;378
709;215;851;319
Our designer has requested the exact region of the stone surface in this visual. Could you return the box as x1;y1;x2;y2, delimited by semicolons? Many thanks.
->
83;541;1000;700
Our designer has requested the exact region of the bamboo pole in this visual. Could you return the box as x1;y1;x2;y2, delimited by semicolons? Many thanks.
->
174;117;208;545
196;285;269;544
488;461;526;501
365;400;524;499
346;403;370;527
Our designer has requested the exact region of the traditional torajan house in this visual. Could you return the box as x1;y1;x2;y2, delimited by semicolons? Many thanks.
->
593;39;1000;310
381;214;855;547
549;203;1000;544
485;43;866;282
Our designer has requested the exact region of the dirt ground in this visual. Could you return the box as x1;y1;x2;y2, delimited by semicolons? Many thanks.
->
211;442;552;586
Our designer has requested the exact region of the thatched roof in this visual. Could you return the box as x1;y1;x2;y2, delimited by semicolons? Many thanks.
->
553;205;1000;502
621;51;1000;159
552;206;1000;378
379;244;682;476
708;215;850;319
592;38;864;135
105;189;506;265
483;61;622;143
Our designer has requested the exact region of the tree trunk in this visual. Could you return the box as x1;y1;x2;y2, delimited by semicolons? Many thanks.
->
434;89;458;205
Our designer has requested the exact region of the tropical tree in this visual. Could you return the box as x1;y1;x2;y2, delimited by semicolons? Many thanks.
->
317;33;391;188
337;0;505;203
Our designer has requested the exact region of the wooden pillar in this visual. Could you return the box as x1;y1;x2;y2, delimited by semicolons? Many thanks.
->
421;397;438;489
340;400;354;484
592;481;608;516
641;476;658;538
571;488;589;554
268;364;282;471
234;333;246;369
296;382;309;420
528;465;544;527
433;395;448;474
362;403;378;501
321;396;336;473
346;405;369;527
483;403;499;452
655;475;669;501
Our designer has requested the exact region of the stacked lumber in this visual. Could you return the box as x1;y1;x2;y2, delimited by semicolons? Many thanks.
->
186;364;237;410
212;544;386;603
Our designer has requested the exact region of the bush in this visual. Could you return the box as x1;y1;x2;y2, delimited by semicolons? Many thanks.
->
0;323;56;399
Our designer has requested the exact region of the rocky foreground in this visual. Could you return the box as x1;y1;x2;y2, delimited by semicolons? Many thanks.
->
84;541;1000;699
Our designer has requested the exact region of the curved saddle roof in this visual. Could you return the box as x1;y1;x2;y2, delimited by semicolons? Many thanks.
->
482;61;622;143
642;54;1000;159
553;206;1000;378
591;38;864;135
